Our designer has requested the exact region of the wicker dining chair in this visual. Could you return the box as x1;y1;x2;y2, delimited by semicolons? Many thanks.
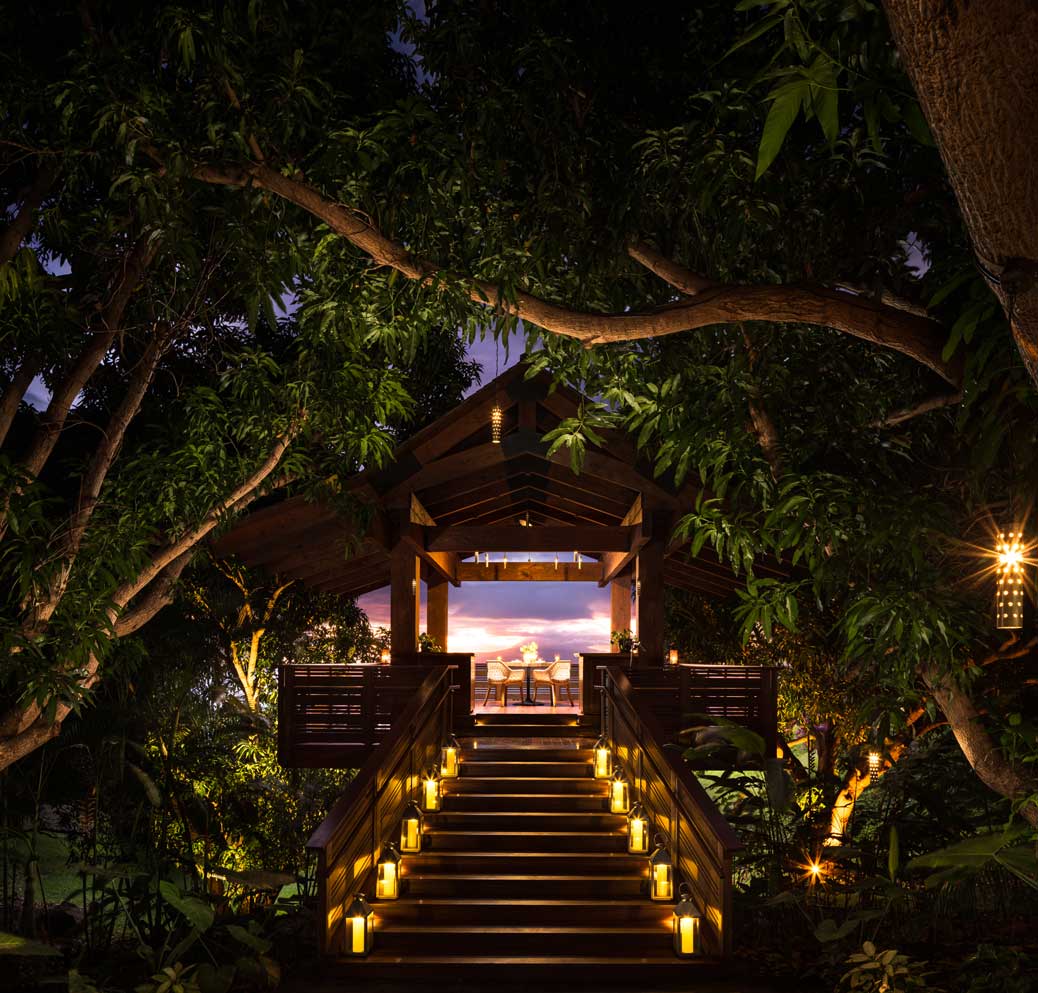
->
484;659;524;706
533;660;573;706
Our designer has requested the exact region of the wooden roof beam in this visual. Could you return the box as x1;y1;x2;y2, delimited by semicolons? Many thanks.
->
426;525;633;553
456;561;602;582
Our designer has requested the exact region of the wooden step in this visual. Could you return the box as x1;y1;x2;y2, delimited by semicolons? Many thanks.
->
472;713;585;726
402;872;646;898
443;793;610;812
459;746;593;763
401;851;647;876
470;723;589;738
373;897;671;926
424;830;626;853
373;924;666;956
424;810;625;832
461;760;592;778
449;776;606;794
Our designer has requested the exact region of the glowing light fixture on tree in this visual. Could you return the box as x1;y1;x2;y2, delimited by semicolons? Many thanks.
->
593;735;613;779
490;404;503;444
996;531;1026;629
345;893;373;956
627;801;649;854
440;733;461;778
421;767;442;811
672;884;702;957
399;801;423;853
867;749;881;776
649;835;674;901
375;844;401;900
610;769;630;814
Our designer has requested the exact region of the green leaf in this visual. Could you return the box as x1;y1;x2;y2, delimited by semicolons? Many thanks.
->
722;11;786;60
756;85;804;179
159;881;215;932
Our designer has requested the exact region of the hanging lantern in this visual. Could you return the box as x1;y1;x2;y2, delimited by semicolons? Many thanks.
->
380;648;391;666
627;801;649;854
440;733;461;778
375;844;401;900
867;749;881;776
490;404;503;444
593;735;613;779
610;769;630;814
345;892;374;956
672;884;702;958
996;531;1026;629
649;835;674;901
667;648;679;666
400;800;423;853
421;767;442;811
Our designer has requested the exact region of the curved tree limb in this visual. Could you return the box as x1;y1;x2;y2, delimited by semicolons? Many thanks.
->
0;160;61;267
869;389;964;429
192;162;962;385
0;355;43;449
626;240;714;295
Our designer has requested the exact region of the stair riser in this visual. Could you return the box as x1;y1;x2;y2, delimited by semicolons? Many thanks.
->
469;724;589;738
373;929;666;956
404;877;646;898
471;714;586;726
402;854;647;875
462;762;592;778
443;794;610;812
449;777;605;795
375;902;671;926
425;812;625;831
459;748;593;763
424;832;626;853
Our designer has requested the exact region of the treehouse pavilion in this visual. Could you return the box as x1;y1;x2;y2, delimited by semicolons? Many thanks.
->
214;363;781;986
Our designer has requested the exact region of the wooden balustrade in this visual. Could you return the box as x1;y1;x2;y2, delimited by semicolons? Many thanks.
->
598;666;742;957
306;665;456;953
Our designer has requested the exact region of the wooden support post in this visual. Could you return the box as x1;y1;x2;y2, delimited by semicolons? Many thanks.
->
636;536;666;666
427;575;449;650
390;543;420;655
610;575;631;650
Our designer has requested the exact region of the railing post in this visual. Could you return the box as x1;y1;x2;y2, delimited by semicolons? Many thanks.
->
362;668;376;747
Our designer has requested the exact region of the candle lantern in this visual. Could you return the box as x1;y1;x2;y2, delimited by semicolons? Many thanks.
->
668;648;679;666
345;892;374;956
610;769;630;814
672;884;702;957
593;734;612;779
627;801;649;854
399;801;423;853
440;734;461;778
649;835;674;901
379;647;391;665
421;767;442;812
375;844;401;900
996;531;1026;629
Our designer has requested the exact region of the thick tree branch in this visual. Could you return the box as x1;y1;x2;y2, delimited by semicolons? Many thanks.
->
627;241;714;295
869;389;964;429
113;549;193;637
192;162;963;385
0;160;61;267
0;355;43;449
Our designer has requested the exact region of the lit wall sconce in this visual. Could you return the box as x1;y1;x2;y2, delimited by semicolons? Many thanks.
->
667;648;678;666
593;735;613;779
673;884;702;957
345;892;374;955
996;531;1026;629
375;844;401;900
400;801;423;853
867;749;881;776
649;835;674;901
380;648;391;666
491;404;503;444
610;769;630;814
627;801;649;854
421;767;442;811
441;733;460;778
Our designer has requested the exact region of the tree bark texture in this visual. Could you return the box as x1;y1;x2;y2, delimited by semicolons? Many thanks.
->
885;0;1038;387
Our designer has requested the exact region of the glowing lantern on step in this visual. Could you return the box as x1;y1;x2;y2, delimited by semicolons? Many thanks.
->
441;733;461;778
996;531;1026;629
672;884;702;958
627;802;649;854
421;767;442;812
593;735;613;779
376;844;401;900
649;836;674;901
400;801;423;853
610;770;630;814
345;892;373;956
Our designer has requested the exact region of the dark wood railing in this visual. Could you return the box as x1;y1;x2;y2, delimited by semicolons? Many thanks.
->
306;665;456;953
599;666;742;957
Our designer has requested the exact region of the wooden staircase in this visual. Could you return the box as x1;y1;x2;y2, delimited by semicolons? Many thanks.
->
330;712;727;987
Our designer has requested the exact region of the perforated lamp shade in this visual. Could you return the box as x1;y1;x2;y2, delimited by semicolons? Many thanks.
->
375;844;401;900
400;801;423;853
610;769;630;814
627;802;649;854
441;734;461;778
996;532;1026;629
593;735;613;779
345;892;374;956
673;885;702;957
649;837;674;901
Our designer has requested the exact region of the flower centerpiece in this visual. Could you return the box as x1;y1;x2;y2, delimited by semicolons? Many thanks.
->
519;641;539;664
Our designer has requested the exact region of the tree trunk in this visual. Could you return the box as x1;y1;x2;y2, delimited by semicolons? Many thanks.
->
923;666;1038;826
885;0;1038;387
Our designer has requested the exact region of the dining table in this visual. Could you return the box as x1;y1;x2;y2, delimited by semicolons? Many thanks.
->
509;657;549;706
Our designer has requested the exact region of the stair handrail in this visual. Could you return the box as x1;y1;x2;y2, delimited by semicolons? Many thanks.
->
598;665;742;957
307;664;456;953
